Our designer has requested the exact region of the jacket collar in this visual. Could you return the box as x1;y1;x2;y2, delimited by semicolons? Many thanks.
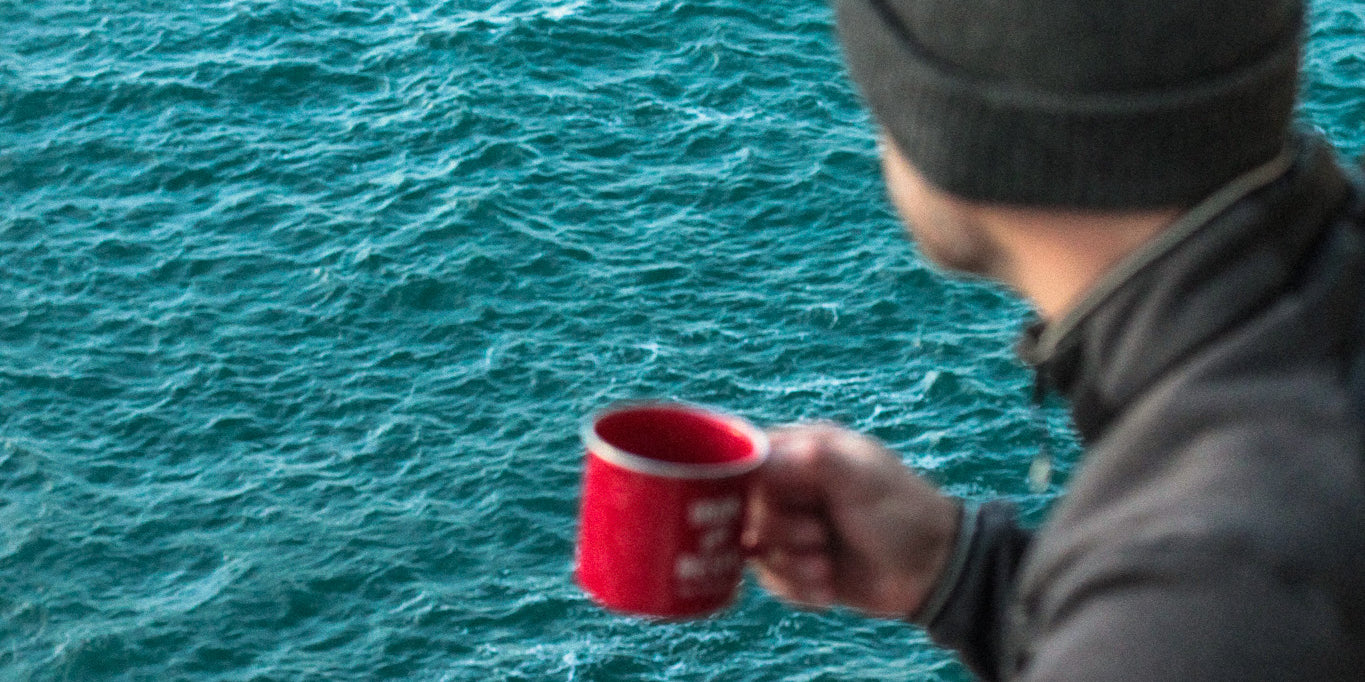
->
1017;136;1352;441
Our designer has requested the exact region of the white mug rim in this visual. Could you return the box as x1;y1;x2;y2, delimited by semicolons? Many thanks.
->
581;402;769;479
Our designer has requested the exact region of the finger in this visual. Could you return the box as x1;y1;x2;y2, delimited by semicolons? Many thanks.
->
752;551;836;609
756;570;833;610
766;421;877;485
752;424;840;511
745;430;829;551
742;508;830;555
751;545;831;584
765;421;842;462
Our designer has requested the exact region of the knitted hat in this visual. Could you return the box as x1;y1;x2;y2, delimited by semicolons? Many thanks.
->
835;0;1304;208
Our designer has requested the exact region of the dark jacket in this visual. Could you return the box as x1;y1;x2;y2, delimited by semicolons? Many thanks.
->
920;136;1365;681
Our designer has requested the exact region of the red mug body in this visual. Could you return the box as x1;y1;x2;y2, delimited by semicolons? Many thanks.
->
575;403;768;619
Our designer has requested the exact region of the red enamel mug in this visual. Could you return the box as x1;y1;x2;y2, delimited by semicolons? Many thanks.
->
575;402;769;619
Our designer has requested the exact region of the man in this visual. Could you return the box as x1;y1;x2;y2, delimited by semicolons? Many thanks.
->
742;0;1365;679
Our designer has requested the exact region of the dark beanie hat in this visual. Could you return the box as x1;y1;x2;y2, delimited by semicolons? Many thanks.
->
835;0;1304;208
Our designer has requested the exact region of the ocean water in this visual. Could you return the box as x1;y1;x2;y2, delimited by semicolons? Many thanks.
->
1;1;1361;680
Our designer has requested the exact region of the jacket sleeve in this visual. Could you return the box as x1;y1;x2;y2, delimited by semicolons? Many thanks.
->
915;499;1033;682
1010;556;1364;681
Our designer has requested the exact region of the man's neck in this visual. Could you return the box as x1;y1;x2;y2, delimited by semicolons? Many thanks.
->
980;206;1182;321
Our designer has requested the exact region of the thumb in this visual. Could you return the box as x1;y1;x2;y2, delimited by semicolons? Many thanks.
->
753;423;843;512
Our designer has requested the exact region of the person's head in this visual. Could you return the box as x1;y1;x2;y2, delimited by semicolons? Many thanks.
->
877;134;1182;317
835;0;1305;224
876;134;1002;276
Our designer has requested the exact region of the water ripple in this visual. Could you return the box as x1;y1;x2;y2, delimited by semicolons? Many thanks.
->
1;1;1359;680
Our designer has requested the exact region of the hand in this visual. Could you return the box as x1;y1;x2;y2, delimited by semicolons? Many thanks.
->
743;423;961;619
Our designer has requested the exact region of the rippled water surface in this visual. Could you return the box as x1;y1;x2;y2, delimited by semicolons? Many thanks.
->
3;1;1362;680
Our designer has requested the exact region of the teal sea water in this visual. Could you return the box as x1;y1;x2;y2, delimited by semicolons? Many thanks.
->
2;1;1362;680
